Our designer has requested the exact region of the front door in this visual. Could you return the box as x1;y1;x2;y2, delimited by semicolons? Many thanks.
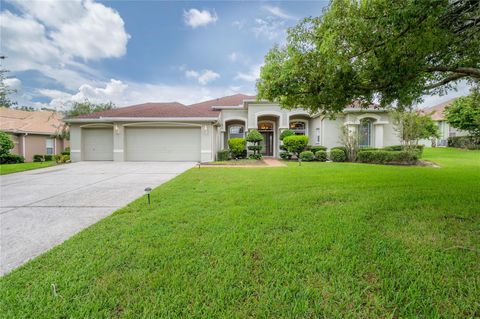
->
260;132;273;156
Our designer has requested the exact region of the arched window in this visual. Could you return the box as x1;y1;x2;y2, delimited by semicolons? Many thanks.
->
228;125;244;139
290;121;306;135
358;119;373;147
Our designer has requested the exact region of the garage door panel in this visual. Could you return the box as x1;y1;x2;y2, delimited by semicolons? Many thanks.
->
125;127;200;161
83;128;113;161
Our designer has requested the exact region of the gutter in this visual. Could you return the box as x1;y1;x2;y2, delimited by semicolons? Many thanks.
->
64;116;219;123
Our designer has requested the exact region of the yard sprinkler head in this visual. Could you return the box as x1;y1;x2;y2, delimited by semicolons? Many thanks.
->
144;187;152;206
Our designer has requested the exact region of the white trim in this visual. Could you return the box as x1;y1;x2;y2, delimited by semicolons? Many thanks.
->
113;149;124;153
254;111;283;129
222;116;248;131
65;117;218;123
79;123;114;128
288;119;309;136
122;122;203;128
22;134;26;158
201;150;212;153
288;110;311;118
71;149;81;153
356;113;383;122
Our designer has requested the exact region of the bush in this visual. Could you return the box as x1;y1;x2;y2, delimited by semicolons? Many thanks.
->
44;154;54;161
330;149;347;162
283;135;309;158
315;150;328;162
359;147;378;151
0;131;14;156
247;145;262;152
59;154;70;163
448;136;480;149
330;146;348;159
248;154;262;160
357;150;419;164
54;154;62;163
279;151;292;160
280;129;295;141
228;138;246;159
246;130;263;158
299;151;315;161
382;145;403;151
310;146;327;154
33;154;44;162
61;147;70;155
0;153;25;164
217;149;229;161
383;145;424;157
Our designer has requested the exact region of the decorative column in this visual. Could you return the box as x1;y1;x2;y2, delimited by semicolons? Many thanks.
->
374;124;384;148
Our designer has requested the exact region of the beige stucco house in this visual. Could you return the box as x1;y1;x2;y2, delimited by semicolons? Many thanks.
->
0;108;69;161
65;94;401;162
419;99;468;147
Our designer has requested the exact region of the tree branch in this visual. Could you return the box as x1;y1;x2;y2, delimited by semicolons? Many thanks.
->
424;73;468;90
426;66;480;78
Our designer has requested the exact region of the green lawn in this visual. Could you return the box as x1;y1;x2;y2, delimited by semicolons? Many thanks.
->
1;148;479;318
0;161;57;175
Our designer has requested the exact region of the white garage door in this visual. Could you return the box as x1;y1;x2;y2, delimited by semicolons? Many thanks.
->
82;128;113;161
125;127;201;161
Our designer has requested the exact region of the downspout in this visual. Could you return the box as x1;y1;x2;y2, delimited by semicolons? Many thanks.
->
22;133;27;158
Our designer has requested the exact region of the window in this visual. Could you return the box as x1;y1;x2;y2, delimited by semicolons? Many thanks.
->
358;119;373;147
228;125;244;139
290;121;306;135
46;138;54;154
316;128;320;143
258;122;273;131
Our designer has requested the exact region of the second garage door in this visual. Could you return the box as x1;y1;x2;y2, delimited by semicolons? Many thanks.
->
125;127;201;161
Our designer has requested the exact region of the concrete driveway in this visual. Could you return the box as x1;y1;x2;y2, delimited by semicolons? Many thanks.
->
0;161;195;275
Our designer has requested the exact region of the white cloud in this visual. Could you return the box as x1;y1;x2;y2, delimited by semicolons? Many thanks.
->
234;64;262;82
252;18;285;40
228;52;239;62
183;8;217;28
262;5;296;20
36;79;244;109
1;0;129;90
232;20;245;30
4;78;22;91
185;69;220;85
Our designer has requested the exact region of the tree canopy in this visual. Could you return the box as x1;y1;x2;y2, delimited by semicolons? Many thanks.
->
445;87;480;137
65;100;115;118
0;69;17;108
257;0;480;114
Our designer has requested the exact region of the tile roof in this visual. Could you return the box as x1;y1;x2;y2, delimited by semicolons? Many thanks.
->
187;93;256;116
0;108;66;135
74;102;211;119
419;99;455;121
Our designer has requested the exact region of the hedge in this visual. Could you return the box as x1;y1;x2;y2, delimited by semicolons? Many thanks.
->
0;153;25;164
357;150;419;164
217;150;229;161
448;136;480;149
228;138;246;159
33;154;44;162
310;146;327;154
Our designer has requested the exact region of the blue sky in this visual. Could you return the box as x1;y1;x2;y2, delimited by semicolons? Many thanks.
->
0;0;470;110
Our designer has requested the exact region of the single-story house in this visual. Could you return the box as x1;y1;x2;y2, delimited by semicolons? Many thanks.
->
0;108;69;161
419;99;468;147
65;94;402;162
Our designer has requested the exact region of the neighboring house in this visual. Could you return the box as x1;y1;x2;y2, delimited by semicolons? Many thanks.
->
419;99;468;147
0;108;69;161
65;94;401;162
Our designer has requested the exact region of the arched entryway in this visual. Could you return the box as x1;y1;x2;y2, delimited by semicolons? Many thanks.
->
257;115;279;157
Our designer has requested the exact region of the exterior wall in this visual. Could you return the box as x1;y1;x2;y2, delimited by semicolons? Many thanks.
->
8;133;20;155
24;135;47;162
321;117;344;149
70;124;82;162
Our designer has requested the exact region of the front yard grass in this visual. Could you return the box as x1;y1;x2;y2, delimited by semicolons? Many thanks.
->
0;161;56;175
1;148;479;318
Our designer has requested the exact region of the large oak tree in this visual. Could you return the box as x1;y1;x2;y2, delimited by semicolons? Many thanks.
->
257;0;480;114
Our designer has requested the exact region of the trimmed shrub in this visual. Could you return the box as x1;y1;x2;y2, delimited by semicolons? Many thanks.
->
283;135;309;158
330;149;347;162
217;149;229;161
246;130;263;158
315;150;328;162
448;136;480;149
299;151;315;162
54;154;62;163
279;151;292;160
310;146;327;154
280;129;295;141
228;138;246;159
248;154;262;160
0;153;25;164
33;154;44;162
44;154;54;161
247;145;262;152
330;146;347;159
382;145;403;151
359;147;378;151
61;147;70;155
357;150;419;164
